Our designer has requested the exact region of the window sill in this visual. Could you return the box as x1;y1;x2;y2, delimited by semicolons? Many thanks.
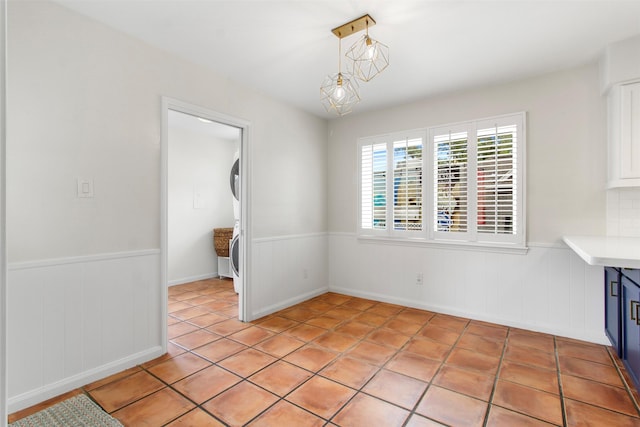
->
357;235;529;255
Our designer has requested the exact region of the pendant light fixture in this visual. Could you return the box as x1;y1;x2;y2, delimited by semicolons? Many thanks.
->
320;37;360;116
345;16;389;82
320;14;389;116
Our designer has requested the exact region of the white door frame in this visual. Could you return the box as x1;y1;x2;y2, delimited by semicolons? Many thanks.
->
160;97;251;351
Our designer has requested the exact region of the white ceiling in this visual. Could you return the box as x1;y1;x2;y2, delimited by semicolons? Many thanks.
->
54;0;640;119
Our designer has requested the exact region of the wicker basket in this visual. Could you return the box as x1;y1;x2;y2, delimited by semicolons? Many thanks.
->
213;227;234;257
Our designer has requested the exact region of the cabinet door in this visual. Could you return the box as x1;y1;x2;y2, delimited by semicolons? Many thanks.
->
623;276;640;389
605;267;621;355
622;268;640;286
621;82;640;179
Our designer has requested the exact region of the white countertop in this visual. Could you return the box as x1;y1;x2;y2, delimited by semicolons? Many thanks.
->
563;235;640;269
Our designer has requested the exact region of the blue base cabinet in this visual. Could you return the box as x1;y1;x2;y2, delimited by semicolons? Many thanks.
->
605;267;622;356
608;267;640;390
623;275;640;388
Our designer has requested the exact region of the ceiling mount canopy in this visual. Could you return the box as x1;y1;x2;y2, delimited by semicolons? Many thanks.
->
320;14;389;116
331;14;376;39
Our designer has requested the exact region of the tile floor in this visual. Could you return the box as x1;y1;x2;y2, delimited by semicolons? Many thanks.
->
9;277;640;426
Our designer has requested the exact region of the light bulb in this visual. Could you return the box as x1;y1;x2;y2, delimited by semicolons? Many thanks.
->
334;85;345;101
365;37;377;60
367;45;377;60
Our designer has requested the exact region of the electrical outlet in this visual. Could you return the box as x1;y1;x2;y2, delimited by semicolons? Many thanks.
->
77;178;94;198
416;272;424;285
303;268;309;279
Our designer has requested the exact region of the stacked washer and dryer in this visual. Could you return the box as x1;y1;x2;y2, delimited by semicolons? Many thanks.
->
229;154;240;294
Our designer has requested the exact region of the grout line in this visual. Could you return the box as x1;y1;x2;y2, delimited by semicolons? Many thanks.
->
480;323;509;427
401;315;469;426
322;299;391;425
554;335;569;427
326;309;412;424
492;331;567;426
605;346;640;416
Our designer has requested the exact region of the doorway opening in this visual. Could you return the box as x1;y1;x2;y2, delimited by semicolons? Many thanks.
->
160;98;250;352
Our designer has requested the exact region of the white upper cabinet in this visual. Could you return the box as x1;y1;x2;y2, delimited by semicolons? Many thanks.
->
602;35;640;188
608;81;640;188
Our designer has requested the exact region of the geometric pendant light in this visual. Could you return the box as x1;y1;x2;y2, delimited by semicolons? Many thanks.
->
345;16;389;82
320;38;360;116
320;14;389;116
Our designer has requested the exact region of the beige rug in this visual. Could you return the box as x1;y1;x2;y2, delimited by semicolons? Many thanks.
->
10;394;123;427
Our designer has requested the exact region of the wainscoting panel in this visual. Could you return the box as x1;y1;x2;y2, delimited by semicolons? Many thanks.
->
251;233;329;320
7;250;163;413
329;233;606;344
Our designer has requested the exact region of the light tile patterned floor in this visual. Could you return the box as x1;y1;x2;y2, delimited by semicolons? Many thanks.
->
9;278;640;426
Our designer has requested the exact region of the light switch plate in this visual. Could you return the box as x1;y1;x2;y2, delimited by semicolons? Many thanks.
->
77;178;94;198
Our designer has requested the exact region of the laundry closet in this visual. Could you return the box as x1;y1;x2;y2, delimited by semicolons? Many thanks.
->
167;110;240;288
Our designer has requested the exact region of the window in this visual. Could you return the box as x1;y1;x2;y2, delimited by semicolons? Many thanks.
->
434;127;469;235
360;141;388;231
360;131;425;236
477;123;519;236
393;137;423;231
358;113;526;250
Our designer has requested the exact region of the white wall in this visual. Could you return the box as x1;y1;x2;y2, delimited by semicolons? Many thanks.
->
328;64;609;343
1;0;7;423
168;115;237;284
7;1;328;263
7;0;328;412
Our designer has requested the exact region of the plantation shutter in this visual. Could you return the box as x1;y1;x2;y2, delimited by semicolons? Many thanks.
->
476;122;518;236
393;137;423;231
360;141;388;230
359;113;524;247
433;129;469;236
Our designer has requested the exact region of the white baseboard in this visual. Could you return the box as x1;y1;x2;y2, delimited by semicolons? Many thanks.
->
329;285;609;345
251;286;329;320
8;346;164;413
168;272;217;287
